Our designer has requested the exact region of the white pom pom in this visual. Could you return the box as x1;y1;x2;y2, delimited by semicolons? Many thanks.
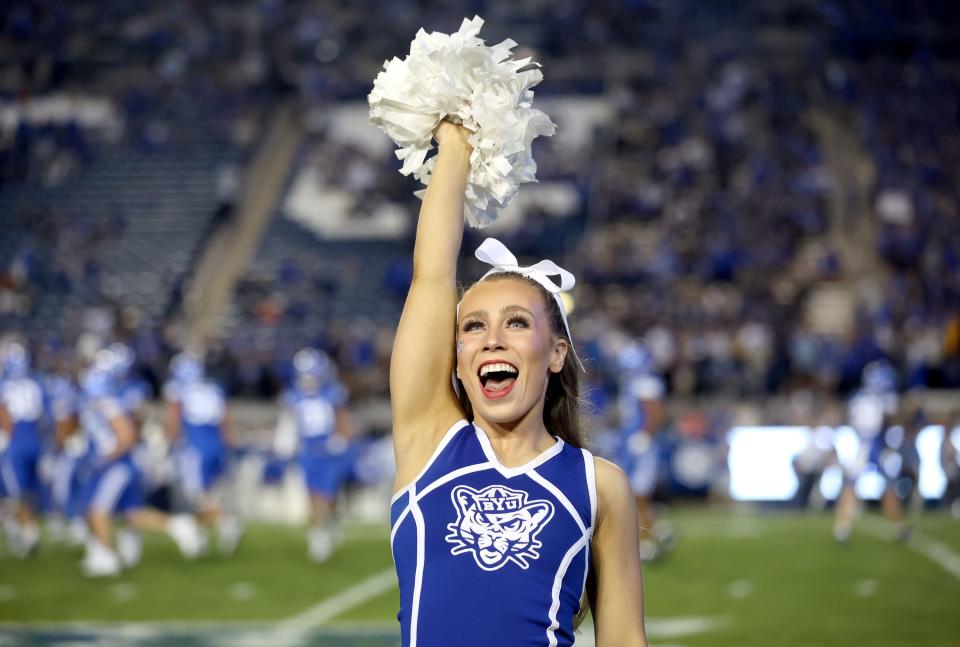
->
368;16;556;228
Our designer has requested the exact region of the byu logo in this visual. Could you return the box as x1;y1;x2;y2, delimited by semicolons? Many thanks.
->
445;484;554;571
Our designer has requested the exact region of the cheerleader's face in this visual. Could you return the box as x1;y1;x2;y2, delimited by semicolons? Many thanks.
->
456;277;567;427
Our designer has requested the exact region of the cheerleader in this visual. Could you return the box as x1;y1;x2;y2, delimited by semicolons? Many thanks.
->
389;122;646;646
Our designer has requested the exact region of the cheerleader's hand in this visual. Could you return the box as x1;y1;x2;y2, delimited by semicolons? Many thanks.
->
433;120;473;153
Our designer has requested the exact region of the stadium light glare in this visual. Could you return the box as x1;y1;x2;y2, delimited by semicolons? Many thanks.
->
728;425;951;502
917;425;946;499
819;465;844;500
727;426;810;501
855;468;886;500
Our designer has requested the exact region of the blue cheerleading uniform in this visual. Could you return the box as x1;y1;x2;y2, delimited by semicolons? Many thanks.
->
285;383;350;498
391;420;596;647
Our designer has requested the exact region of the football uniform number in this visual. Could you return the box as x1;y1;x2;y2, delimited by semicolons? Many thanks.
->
298;399;334;437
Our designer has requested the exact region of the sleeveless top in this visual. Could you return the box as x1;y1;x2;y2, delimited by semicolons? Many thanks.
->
391;420;596;647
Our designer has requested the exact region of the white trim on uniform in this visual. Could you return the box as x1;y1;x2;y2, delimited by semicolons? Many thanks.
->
389;502;408;546
414;462;496;501
582;448;597;536
579;540;590;620
579;448;597;611
390;462;495;545
409;485;427;647
473;424;564;478
528;470;587;536
391;419;470;504
91;463;132;513
545;535;588;647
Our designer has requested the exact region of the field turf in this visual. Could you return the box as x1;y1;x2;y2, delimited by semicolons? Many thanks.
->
1;509;958;646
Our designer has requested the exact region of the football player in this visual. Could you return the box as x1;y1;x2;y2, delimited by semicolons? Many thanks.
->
78;351;203;576
281;348;353;562
833;360;906;543
164;352;242;555
0;342;45;557
613;338;674;560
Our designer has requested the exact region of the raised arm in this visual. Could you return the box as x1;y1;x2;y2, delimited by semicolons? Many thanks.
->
591;457;648;647
390;122;472;490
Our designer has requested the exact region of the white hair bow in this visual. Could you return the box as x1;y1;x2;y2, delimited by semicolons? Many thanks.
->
474;238;583;370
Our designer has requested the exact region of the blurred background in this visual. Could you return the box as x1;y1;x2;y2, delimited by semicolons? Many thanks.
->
1;0;959;645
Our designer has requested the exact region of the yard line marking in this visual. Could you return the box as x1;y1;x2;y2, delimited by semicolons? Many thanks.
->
230;582;257;601
906;533;960;579
267;567;397;642
648;616;732;638
109;583;137;602
858;518;960;580
0;621;269;630
854;579;877;597
576;615;731;645
726;580;752;599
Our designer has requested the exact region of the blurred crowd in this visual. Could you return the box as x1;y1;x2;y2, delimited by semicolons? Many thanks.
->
1;0;959;412
1;2;960;574
851;56;960;391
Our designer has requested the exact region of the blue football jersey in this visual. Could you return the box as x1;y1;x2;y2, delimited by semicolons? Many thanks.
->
617;372;665;433
284;384;347;441
0;375;46;448
391;420;596;647
165;378;227;450
165;379;226;426
848;389;898;440
79;394;128;459
44;374;78;424
1;375;45;424
119;376;151;415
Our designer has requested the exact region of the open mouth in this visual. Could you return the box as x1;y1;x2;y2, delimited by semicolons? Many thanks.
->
478;361;518;399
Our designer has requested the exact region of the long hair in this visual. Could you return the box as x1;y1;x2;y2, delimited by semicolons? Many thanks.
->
454;273;587;449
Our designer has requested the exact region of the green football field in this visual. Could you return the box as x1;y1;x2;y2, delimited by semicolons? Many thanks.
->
1;509;959;646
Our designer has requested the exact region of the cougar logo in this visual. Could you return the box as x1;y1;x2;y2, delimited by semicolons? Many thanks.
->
445;484;554;571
